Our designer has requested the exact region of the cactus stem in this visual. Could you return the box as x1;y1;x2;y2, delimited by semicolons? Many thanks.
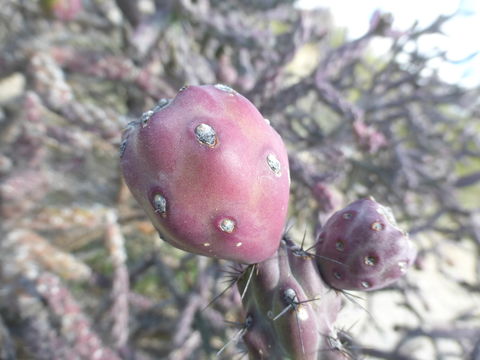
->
271;289;319;322
271;288;314;359
195;123;218;148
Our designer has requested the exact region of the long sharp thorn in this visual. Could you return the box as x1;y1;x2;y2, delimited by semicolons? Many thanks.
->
202;284;235;311
272;304;293;321
340;290;377;324
240;265;255;300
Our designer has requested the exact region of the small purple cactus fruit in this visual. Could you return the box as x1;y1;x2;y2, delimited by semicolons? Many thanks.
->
315;198;416;291
120;85;290;264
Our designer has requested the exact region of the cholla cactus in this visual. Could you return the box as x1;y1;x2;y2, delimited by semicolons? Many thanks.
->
40;0;82;21
120;84;416;358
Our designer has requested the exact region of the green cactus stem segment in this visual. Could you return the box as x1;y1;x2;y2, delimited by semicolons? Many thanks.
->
270;288;301;321
238;240;343;359
195;123;218;147
280;288;310;320
219;218;236;233
266;153;281;176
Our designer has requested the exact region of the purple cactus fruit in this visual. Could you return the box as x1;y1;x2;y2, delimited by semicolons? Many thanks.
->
120;84;290;264
315;198;416;291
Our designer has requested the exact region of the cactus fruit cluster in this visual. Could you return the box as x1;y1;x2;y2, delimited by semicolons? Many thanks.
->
120;84;416;358
40;0;83;21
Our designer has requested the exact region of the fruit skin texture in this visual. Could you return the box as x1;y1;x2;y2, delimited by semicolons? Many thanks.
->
120;85;290;264
315;198;417;291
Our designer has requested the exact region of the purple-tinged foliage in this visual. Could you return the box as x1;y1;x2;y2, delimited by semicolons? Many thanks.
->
120;84;290;264
315;198;417;291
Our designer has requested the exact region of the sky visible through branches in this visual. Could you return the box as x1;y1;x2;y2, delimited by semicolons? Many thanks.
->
297;0;480;87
